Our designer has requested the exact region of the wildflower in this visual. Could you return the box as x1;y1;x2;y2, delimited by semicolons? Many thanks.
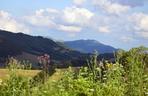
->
96;67;101;71
89;89;94;92
43;91;47;94
120;65;124;68
103;70;107;73
112;67;118;71
145;92;148;95
52;80;56;83
103;74;107;77
102;83;106;87
84;67;88;71
103;77;107;80
33;87;38;91
106;63;112;68
38;54;50;64
3;83;7;86
0;79;2;85
38;54;51;71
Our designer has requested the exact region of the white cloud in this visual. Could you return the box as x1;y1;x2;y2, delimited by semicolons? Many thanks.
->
0;10;30;33
113;0;147;7
136;31;148;39
106;3;130;15
24;15;56;28
130;13;148;39
45;8;59;14
63;7;94;26
136;14;148;31
134;31;148;40
68;33;77;37
24;7;93;33
24;8;59;28
73;0;86;5
93;0;130;15
58;25;82;33
98;26;110;33
120;36;133;43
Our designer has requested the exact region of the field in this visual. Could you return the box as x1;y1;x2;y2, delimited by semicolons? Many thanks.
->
0;69;41;80
0;47;148;96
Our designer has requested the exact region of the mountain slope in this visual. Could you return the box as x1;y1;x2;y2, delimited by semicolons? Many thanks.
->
0;30;88;68
64;39;117;54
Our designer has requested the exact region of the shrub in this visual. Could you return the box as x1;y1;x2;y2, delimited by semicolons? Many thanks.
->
0;47;147;96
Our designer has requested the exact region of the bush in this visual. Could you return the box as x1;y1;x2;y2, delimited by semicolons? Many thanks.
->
0;47;147;96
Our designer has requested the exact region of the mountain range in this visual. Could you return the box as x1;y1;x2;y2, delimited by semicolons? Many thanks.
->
64;40;117;54
0;30;115;68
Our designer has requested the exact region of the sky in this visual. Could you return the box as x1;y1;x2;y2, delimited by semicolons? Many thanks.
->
0;0;148;50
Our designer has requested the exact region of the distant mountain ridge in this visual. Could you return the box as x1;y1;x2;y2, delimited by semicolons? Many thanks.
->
0;30;88;68
0;30;115;68
64;39;117;54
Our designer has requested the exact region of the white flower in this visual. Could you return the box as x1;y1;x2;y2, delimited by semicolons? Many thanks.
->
90;89;94;92
0;79;2;85
43;91;47;93
103;77;107;80
96;67;101;71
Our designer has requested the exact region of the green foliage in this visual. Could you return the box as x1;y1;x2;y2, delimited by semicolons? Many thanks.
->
0;46;147;96
116;46;148;96
0;58;32;96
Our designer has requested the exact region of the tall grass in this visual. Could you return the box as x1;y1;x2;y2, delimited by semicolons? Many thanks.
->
0;57;32;96
0;47;147;96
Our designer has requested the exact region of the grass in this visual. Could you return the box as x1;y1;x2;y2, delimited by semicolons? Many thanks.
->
0;68;67;81
0;47;147;96
48;69;66;81
0;69;41;80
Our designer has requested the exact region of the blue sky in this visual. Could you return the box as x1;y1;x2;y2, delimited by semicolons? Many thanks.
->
0;0;148;50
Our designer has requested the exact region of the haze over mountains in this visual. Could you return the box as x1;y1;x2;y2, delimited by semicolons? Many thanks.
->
0;30;88;67
64;40;117;54
0;29;115;68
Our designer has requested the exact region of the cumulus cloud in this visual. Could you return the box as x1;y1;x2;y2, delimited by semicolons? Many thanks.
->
73;0;86;6
113;0;147;7
120;36;133;43
0;0;147;49
93;0;130;15
63;7;94;26
23;7;94;33
106;3;130;15
137;31;148;39
58;25;82;33
24;8;58;28
24;7;93;33
0;10;30;33
129;13;148;39
98;26;110;33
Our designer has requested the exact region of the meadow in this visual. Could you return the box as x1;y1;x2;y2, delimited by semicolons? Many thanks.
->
0;47;148;96
0;69;40;80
